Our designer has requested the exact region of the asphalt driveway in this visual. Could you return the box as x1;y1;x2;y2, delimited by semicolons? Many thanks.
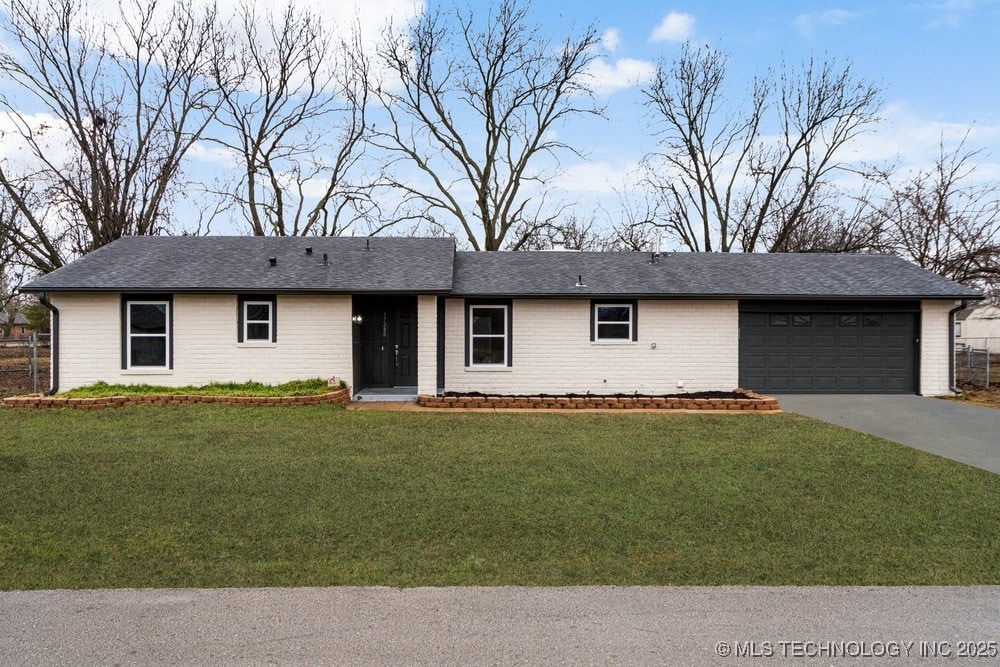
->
777;394;1000;474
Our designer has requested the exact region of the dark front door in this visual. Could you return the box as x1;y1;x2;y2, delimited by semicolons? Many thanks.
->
354;296;418;389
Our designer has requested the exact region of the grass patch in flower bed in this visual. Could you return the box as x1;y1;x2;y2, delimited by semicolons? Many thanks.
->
0;408;996;589
61;378;338;399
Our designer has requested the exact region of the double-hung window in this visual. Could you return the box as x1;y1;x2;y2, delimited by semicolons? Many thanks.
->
590;302;637;343
238;295;277;343
125;299;170;368
592;301;637;342
243;301;272;342
467;302;511;367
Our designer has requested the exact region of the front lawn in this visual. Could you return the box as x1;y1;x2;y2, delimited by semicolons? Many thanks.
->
0;407;996;589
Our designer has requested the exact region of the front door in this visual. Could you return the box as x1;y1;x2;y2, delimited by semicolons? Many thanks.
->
354;297;417;389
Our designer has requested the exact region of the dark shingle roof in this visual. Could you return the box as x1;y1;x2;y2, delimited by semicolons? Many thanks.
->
21;236;981;299
451;251;981;299
22;236;456;293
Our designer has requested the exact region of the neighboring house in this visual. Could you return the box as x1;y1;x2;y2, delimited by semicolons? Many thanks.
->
20;237;981;396
955;304;1000;351
0;313;33;339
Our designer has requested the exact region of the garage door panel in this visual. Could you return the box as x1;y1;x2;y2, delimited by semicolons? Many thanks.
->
739;307;915;394
814;376;839;390
837;376;862;391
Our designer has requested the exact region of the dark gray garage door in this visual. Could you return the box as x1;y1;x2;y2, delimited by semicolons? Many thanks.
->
739;301;918;394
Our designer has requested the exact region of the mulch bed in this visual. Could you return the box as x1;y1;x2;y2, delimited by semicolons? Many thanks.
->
420;388;779;411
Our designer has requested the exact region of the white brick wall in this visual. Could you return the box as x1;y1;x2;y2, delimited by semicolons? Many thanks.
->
920;299;955;396
416;295;438;395
444;298;739;394
51;293;353;391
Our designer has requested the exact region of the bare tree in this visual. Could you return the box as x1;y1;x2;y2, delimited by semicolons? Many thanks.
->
373;0;601;250
641;44;882;252
211;2;382;237
0;0;224;273
874;139;999;293
766;185;887;253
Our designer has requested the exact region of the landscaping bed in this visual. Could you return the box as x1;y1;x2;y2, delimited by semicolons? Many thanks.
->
2;379;350;409
419;388;778;410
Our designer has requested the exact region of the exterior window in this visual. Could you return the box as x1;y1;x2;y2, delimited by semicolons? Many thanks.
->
594;304;633;341
839;314;859;327
243;301;272;342
863;314;884;328
238;295;277;343
127;301;169;368
469;305;508;366
792;314;812;327
769;314;788;327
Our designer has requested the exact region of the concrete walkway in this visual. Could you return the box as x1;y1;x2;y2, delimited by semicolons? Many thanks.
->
1;586;997;665
777;394;1000;475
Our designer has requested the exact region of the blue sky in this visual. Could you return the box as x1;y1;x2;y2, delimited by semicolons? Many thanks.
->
2;0;999;239
531;0;1000;203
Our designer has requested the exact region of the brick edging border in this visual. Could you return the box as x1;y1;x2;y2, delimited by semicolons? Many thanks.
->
417;389;779;411
2;388;351;410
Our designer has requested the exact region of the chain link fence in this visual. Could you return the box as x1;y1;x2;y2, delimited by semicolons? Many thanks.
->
0;333;51;396
955;343;995;389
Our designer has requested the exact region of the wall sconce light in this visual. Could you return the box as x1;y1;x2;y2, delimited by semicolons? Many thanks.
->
351;314;363;325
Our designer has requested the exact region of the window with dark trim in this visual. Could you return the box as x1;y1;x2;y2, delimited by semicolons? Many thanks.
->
237;295;278;343
591;300;638;342
464;300;512;367
121;295;173;369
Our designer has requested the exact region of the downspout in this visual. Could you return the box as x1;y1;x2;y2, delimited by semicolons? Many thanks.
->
948;299;967;396
38;292;59;395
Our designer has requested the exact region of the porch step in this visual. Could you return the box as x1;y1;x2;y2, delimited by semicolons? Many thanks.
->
353;387;419;403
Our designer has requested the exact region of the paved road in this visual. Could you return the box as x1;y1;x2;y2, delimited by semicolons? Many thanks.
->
778;394;1000;475
1;586;998;665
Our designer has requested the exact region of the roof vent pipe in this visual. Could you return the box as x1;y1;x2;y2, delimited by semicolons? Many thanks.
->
305;247;312;255
574;274;587;288
323;253;328;264
269;257;277;266
365;239;371;251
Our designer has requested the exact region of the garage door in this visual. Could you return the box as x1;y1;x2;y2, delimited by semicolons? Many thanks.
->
739;301;918;394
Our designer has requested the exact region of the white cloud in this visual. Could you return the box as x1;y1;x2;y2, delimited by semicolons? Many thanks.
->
650;12;694;43
84;0;424;57
585;58;656;95
793;9;856;38
0;111;73;173
554;160;642;195
601;28;621;52
841;104;1000;164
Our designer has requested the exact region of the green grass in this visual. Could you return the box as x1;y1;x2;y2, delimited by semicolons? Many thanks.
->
0;407;997;589
60;378;337;398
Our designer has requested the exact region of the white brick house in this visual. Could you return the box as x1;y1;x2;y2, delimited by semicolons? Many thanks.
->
21;237;981;397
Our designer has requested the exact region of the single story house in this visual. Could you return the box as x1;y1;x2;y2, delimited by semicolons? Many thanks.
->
20;236;981;397
0;312;33;339
955;304;1000;351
